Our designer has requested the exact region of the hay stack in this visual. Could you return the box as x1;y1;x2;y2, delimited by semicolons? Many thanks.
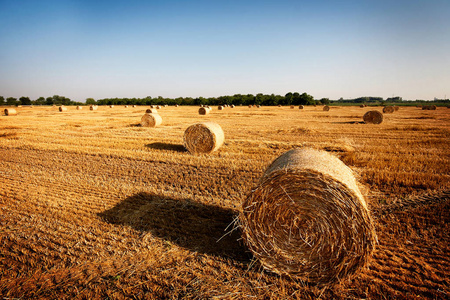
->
382;106;394;113
218;106;224;110
90;105;98;111
198;107;211;115
156;105;162;109
248;105;252;108
360;105;365;108
231;104;235;108
59;106;67;112
299;105;304;109
363;110;383;124
240;148;376;284
4;108;17;116
141;113;162;127
76;106;82;110
290;105;295;109
183;122;224;154
393;106;399;111
256;105;261;108
323;105;330;111
109;105;114;108
422;105;437;110
146;108;158;114
124;105;128;108
132;105;137;108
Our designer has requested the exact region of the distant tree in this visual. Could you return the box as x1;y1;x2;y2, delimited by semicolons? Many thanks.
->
320;98;330;105
0;96;5;105
45;97;53;105
6;97;17;106
19;96;32;105
33;97;46;105
86;98;96;105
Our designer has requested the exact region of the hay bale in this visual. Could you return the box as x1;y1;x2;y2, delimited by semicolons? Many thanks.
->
360;105;365;108
363;110;383;124
140;113;162;127
393;106;399;111
290;105;295;109
150;105;156;109
422;105;437;110
248;105;252;108
183;121;224;154
218;106;224;110
383;106;394;113
156;105;162;109
109;105;114;108
175;104;179;107
299;105;304;109
59;106;67;112
4;108;17;116
76;106;82;110
231;104;235;108
124;105;128;108
256;105;261;108
132;105;137;108
198;107;211;115
90;105;98;111
239;148;376;284
145;108;158;114
323;105;330;111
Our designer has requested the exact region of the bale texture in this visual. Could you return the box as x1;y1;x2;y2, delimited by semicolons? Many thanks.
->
198;107;211;115
363;111;383;124
183;122;224;154
4;108;17;116
218;106;224;110
383;106;395;113
323;105;330;111
140;113;162;127
240;148;376;284
59;106;67;112
146;108;158;114
299;105;304;109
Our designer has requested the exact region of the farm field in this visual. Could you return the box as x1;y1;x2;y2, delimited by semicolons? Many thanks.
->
0;105;449;299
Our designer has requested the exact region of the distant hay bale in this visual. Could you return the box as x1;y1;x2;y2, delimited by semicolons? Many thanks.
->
278;104;282;107
323;105;330;111
132;105;137;108
422;105;437;110
218;105;224;110
363;110;383;124
90;105;98;111
76;106;82;110
290;105;295;109
150;105;156;109
156;105;162;109
109;105;114;108
124;105;128;108
393;106;399;111
256;105;261;108
360;105;365;108
231;104;235;108
183;121;224;154
175;104;179;107
198;107;211;115
140;113;162;127
383;106;395;113
299;105;304;109
4;108;17;116
145;108;158;114
249;105;252;108
59;106;67;112
164;104;168;107
239;148;376;284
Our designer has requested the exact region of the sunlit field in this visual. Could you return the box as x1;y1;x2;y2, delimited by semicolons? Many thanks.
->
1;105;449;299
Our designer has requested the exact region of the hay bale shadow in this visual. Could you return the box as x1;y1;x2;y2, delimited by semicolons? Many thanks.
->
98;192;250;261
332;121;365;124
146;142;186;153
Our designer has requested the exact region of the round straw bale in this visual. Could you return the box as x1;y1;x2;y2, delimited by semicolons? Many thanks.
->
59;106;67;112
382;106;394;113
363;110;383;124
422;105;436;110
248;105;252;108
150;105;156;109
4;108;17;116
231;104;235;108
132;105;137;108
183;121;224;154
109;105;114;108
299;105;304;109
240;148;376;284
198;107;211;115
360;105;365;108
156;105;162;109
323;105;330;111
146;108;158;114
393;106;399;111
256;105;261;108
76;106;82;110
175;104;179;107
218;106;224;110
290;105;295;109
124;105;128;108
90;105;98;111
278;104;282;107
140;113;162;127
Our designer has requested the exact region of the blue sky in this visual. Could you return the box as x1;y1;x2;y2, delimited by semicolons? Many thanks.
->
0;0;449;102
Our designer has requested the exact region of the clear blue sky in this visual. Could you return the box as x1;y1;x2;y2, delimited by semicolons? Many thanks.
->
0;0;449;102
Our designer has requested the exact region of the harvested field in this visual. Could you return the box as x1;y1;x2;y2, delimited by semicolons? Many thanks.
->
0;105;449;299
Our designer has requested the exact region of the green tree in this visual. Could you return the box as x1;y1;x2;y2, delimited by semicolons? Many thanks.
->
86;98;96;105
33;97;46;105
0;96;5;105
6;97;17;106
320;98;330;105
19;96;32;105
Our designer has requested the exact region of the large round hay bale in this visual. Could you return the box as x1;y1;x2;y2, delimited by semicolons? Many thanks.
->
231;104;235;108
198;107;211;115
240;148;376;284
299;105;304;109
76;106;82;110
383;106;394;113
290;105;295;109
363;110;383;124
183;122;224;154
145;108;158;114
218;105;224;110
422;105;436;110
4;108;17;116
59;106;67;112
156;105;162;109
323;105;330;111
90;105;98;111
393;106;399;111
140;113;162;127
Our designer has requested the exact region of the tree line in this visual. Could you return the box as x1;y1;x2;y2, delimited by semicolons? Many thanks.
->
1;93;448;106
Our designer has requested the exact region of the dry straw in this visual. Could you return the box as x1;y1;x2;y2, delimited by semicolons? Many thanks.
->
183;121;224;154
323;105;330;111
240;148;376;284
363;110;383;124
4;108;17;116
140;113;162;127
146;108;158;114
382;106;395;113
59;106;67;112
198;107;211;115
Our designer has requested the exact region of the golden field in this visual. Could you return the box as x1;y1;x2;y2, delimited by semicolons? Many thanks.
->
0;105;449;299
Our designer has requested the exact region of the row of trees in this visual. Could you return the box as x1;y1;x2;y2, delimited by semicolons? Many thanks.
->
0;95;80;106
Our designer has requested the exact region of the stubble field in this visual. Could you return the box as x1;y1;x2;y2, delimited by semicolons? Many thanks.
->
0;105;449;299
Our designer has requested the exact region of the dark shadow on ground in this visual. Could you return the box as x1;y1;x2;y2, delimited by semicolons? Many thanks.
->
98;192;250;262
331;121;365;124
146;142;186;153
